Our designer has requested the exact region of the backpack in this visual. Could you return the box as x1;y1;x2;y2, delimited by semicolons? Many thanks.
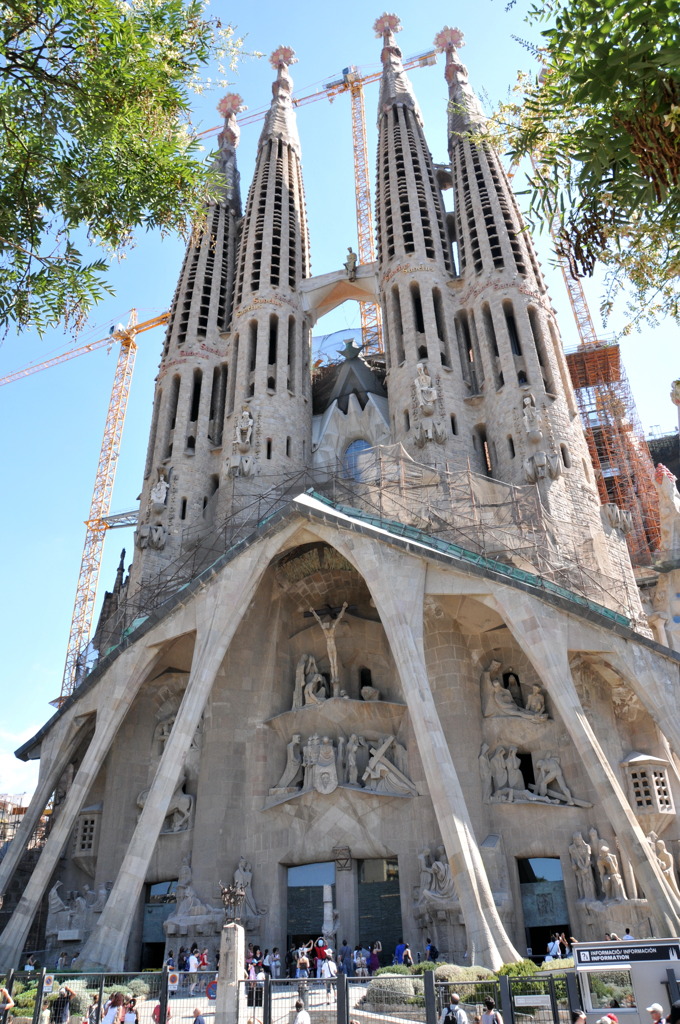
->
429;944;439;961
444;1010;457;1024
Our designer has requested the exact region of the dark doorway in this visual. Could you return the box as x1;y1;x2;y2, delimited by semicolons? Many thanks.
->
358;858;401;968
517;857;570;961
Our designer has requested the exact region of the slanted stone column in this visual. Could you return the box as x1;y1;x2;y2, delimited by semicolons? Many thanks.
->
493;592;680;933
329;532;520;968
607;640;680;752
0;644;163;971
215;923;245;1024
76;546;272;970
0;718;86;900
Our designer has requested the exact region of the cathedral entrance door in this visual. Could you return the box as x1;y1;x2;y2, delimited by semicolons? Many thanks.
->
517;857;570;961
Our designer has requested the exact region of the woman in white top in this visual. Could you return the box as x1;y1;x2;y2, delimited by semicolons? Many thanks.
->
123;999;138;1024
102;994;125;1024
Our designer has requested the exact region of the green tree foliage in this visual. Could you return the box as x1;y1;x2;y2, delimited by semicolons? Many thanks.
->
490;0;680;328
0;0;241;334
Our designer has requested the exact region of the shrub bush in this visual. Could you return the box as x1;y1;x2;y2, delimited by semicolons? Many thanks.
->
127;979;151;999
539;957;574;972
410;960;442;974
376;965;410;975
434;965;496;983
497;959;538;978
365;974;416;1005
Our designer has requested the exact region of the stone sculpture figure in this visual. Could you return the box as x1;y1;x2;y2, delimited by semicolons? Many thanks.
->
525;685;546;715
535;753;574;804
490;747;508;791
505;746;525;791
655;838;680;898
313;736;338;794
415;363;438;414
596;845;627;901
303;661;327;705
309;602;348;693
569;832;597;900
479;743;493;803
271;733;303;792
236;407;254;450
488;678;548;720
150;471;169;506
362;735;417;796
524;450;562;484
418;844;457;909
344;247;358;281
292;655;310;710
522;394;543;442
347;733;365;786
234;856;266;919
137;774;194;833
506;672;522;706
302;734;321;788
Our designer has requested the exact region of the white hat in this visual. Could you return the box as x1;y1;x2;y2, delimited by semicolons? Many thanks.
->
647;1006;664;1015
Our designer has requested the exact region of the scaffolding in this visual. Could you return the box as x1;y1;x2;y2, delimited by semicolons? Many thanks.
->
566;342;661;566
81;446;643;689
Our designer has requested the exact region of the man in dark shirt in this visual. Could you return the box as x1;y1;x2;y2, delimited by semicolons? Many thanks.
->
50;985;76;1024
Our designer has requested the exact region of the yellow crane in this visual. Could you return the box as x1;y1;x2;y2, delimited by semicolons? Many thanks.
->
199;49;439;353
0;310;169;703
4;53;439;703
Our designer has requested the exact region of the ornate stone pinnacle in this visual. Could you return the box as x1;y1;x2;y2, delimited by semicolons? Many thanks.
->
373;12;402;38
269;45;297;69
433;26;465;53
217;93;245;119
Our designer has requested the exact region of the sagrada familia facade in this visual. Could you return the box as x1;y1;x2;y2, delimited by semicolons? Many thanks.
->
3;14;680;973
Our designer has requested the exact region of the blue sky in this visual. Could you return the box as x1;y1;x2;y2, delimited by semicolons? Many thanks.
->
0;0;677;799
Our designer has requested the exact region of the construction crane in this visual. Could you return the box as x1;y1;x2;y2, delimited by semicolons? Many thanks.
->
4;54;439;705
1;310;169;703
199;49;439;354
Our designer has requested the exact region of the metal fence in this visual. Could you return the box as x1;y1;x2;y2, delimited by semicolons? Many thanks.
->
1;968;580;1024
0;970;218;1024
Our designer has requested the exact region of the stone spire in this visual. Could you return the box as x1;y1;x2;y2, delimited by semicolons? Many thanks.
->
374;13;423;123
128;94;245;591
374;14;472;467
223;47;312;487
435;26;606;535
259;45;302;154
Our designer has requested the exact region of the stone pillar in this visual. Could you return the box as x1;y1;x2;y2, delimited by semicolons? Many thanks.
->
493;592;680;933
75;549;269;970
215;922;245;1024
334;862;359;951
0;720;85;899
332;533;520;968
0;644;163;972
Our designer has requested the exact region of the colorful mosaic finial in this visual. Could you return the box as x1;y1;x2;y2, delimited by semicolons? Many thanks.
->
373;13;402;38
217;93;245;119
433;26;465;52
269;45;297;69
656;463;677;484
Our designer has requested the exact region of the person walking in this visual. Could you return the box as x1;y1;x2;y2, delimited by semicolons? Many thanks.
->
440;993;468;1024
368;941;382;974
394;939;406;965
339;940;353;977
187;949;199;995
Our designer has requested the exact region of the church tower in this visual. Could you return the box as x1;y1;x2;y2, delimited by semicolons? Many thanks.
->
221;46;312;488
129;94;244;586
437;27;599;520
373;14;474;470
